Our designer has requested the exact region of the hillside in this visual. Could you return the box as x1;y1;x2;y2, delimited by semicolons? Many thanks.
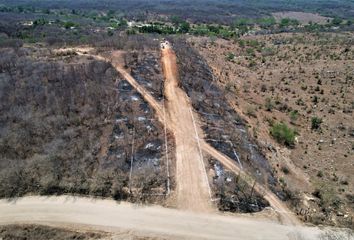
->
190;32;354;228
0;0;353;238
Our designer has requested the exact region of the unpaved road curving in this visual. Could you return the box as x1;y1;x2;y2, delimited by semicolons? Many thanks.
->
0;196;322;240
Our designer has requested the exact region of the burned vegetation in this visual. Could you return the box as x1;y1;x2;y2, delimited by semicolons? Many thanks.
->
0;46;174;202
0;224;106;240
209;158;269;213
125;51;165;102
171;38;285;213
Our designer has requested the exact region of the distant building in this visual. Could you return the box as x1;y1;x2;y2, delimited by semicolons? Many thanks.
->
22;21;33;26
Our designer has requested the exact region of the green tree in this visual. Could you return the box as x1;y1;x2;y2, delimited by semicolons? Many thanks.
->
33;18;47;26
107;30;114;36
179;21;190;33
119;19;128;28
280;18;299;28
107;10;115;17
331;17;342;26
64;21;76;29
170;16;183;26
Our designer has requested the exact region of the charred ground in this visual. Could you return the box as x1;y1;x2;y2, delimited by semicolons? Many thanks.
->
0;44;175;203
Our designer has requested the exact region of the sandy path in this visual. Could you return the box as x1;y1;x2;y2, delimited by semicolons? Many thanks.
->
161;43;212;212
0;196;321;240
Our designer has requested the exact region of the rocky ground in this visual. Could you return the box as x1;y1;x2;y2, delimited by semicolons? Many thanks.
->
190;32;354;228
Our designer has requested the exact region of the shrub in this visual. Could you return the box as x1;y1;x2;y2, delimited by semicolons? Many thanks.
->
226;52;235;61
281;166;290;174
246;48;255;56
331;17;343;26
270;122;296;147
313;95;318;103
265;97;274;111
260;84;267;92
289;110;298;124
311;117;322;130
64;21;76;29
246;105;257;118
313;182;342;211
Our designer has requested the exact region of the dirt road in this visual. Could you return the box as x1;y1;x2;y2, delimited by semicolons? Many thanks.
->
0;196;322;240
161;42;213;212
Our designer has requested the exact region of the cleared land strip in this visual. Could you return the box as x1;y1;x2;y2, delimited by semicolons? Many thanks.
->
161;43;212;212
